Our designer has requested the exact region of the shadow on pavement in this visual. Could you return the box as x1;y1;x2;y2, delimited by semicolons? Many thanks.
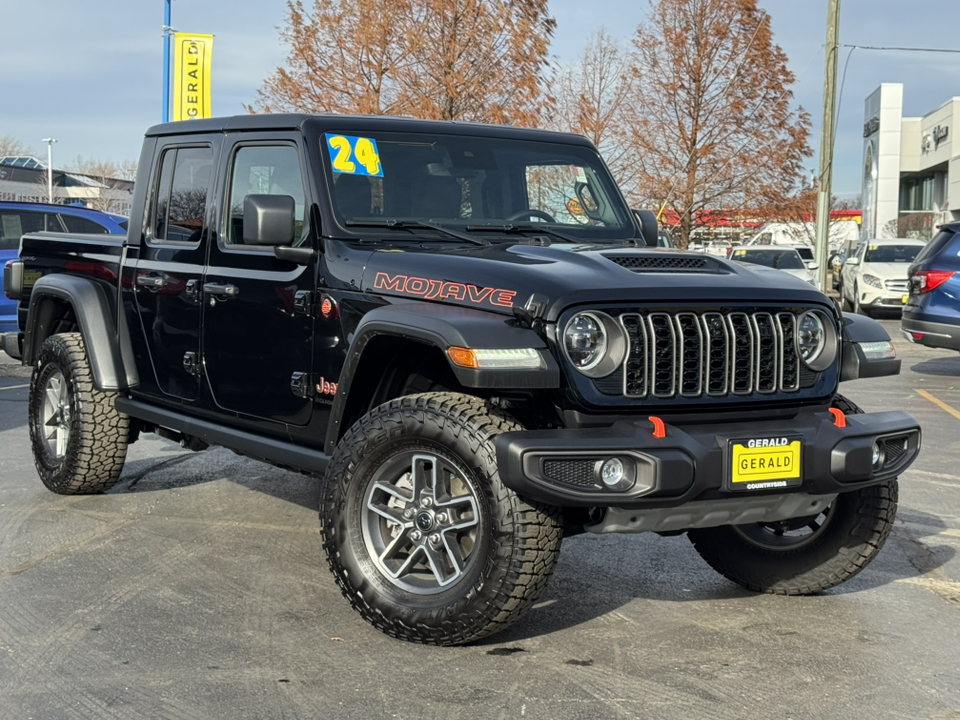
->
910;355;960;376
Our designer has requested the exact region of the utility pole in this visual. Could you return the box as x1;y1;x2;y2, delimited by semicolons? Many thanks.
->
814;0;841;292
41;138;57;203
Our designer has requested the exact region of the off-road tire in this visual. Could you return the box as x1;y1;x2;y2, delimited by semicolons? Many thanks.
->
28;333;129;494
688;394;898;595
319;392;563;645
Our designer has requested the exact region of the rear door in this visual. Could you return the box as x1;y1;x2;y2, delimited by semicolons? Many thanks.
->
201;134;316;427
131;139;217;400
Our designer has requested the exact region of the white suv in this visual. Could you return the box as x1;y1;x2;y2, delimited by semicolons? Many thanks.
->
842;238;926;316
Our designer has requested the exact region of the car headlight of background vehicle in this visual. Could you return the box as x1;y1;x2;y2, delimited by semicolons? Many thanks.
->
861;273;884;289
795;310;837;371
562;311;626;378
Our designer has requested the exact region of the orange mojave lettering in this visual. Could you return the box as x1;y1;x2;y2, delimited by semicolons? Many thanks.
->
374;272;517;308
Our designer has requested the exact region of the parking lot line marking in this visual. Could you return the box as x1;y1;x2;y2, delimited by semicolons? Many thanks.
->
0;383;28;391
915;388;960;421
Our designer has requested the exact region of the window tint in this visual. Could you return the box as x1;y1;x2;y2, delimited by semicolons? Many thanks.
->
61;215;109;234
152;146;213;244
864;244;921;263
226;144;305;245
913;230;953;264
0;211;47;249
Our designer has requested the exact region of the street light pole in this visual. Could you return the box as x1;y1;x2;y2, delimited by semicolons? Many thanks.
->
41;138;57;204
163;0;172;122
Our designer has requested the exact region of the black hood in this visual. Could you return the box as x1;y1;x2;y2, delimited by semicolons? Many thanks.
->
343;241;831;321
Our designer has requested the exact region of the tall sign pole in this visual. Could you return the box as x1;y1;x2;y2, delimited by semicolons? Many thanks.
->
814;0;841;292
163;0;172;123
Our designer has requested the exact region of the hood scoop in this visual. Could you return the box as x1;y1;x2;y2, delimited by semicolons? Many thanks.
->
602;253;723;273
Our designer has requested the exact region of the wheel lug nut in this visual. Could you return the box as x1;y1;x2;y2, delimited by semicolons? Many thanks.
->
410;530;422;542
421;497;433;508
403;508;414;519
429;533;440;545
436;513;448;524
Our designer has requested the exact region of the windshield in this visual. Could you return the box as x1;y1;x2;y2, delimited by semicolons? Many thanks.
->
733;248;805;270
864;244;922;263
320;130;633;241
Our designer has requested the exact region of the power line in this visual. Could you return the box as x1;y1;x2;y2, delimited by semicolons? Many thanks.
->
839;43;960;54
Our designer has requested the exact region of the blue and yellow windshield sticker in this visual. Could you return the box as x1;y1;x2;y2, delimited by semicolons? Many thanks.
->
325;134;383;177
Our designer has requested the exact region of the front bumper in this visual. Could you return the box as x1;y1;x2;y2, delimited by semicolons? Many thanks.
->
495;408;920;509
860;284;907;308
1;331;21;360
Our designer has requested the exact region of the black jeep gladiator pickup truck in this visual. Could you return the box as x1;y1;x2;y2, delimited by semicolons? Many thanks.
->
3;114;921;645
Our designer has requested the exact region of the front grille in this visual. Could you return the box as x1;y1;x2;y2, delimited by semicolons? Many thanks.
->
618;310;803;399
884;279;909;292
884;437;907;465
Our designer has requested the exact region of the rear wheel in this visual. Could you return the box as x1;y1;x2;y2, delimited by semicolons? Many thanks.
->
688;394;897;594
320;392;562;645
28;333;129;494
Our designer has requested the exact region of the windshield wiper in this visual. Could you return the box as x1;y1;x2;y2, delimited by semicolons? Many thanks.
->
344;219;488;246
465;223;583;244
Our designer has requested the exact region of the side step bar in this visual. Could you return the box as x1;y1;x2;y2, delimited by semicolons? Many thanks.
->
115;397;330;475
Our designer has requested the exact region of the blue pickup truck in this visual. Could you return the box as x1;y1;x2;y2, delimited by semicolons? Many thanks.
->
1;202;127;356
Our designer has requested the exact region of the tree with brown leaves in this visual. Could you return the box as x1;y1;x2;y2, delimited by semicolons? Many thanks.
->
622;0;811;247
251;0;555;126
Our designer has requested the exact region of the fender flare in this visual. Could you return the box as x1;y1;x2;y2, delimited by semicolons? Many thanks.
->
323;302;559;454
23;275;137;391
839;311;900;381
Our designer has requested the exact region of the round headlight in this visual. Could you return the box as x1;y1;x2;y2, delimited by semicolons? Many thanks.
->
796;311;825;365
564;312;607;371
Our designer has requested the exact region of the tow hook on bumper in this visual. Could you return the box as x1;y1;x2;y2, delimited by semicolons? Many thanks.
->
494;410;921;509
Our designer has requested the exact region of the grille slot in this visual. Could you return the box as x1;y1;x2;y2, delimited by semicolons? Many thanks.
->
619;310;811;399
605;255;712;272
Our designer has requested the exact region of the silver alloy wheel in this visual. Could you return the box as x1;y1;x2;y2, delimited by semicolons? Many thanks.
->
732;503;834;551
41;370;71;459
362;452;481;594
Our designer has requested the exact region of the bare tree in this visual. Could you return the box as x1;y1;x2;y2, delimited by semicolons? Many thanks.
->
621;0;811;247
68;156;133;214
251;0;555;126
549;29;636;196
0;135;37;159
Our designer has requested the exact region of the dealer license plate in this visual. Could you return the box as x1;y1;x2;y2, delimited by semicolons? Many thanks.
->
728;436;802;491
902;293;909;304
22;270;41;286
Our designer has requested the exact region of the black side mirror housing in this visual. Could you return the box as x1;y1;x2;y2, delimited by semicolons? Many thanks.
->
243;194;295;246
632;209;659;247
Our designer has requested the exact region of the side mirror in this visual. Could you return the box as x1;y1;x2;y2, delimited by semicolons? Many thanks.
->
808;262;819;271
632;209;659;247
845;257;861;266
243;194;295;246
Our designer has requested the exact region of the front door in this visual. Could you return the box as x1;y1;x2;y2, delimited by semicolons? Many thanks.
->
201;138;316;426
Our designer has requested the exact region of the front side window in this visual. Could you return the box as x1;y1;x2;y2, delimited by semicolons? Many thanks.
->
320;130;632;242
152;146;213;244
225;145;306;246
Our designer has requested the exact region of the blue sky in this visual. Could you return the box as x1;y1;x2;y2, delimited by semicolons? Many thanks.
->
2;0;959;199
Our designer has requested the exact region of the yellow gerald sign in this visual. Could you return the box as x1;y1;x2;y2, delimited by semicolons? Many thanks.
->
731;437;802;487
172;33;213;121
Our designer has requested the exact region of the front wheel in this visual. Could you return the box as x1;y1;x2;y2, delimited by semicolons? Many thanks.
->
319;392;562;645
688;393;897;594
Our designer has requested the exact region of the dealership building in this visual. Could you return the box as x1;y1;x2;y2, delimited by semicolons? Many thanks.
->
861;83;960;240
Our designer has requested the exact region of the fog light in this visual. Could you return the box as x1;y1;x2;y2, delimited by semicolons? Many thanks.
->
600;457;625;487
872;442;885;471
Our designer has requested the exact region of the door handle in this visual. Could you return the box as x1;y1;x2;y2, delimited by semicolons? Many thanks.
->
136;274;167;289
202;282;240;298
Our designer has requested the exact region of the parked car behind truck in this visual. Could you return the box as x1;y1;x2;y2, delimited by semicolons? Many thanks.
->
1;202;128;357
2;114;920;645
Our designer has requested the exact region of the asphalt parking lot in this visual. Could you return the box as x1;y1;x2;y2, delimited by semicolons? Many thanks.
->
1;317;959;720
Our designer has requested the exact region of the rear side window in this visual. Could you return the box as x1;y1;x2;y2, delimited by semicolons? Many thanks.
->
60;215;109;234
152;146;213;244
913;230;955;264
0;211;61;249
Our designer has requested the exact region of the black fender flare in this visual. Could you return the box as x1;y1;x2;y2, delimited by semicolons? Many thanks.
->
839;311;900;381
323;302;559;454
23;275;137;391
